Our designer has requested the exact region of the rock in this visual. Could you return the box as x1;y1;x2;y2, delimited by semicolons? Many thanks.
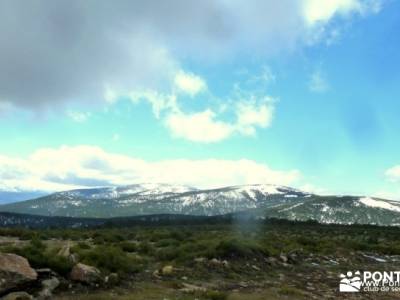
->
209;258;223;267
152;270;160;278
161;265;174;275
279;254;288;263
70;263;101;284
104;273;119;285
0;253;37;294
288;253;298;264
222;260;229;267
194;257;206;263
1;292;33;300
266;257;277;265
251;265;260;271
180;283;207;293
42;277;60;291
37;277;60;299
68;254;78;264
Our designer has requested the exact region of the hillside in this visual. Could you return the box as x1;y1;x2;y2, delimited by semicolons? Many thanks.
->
1;184;400;226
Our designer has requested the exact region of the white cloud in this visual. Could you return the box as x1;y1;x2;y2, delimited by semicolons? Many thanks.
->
0;145;301;192
303;0;362;26
164;96;275;143
166;110;234;143
174;71;207;96
119;67;276;143
128;90;178;118
236;99;274;135
309;70;329;93
385;165;400;182
67;111;91;123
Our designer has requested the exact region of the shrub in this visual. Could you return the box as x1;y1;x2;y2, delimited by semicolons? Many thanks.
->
204;290;228;300
155;238;179;248
214;239;267;258
13;239;73;276
80;245;142;274
137;241;155;255
155;246;183;261
118;241;138;252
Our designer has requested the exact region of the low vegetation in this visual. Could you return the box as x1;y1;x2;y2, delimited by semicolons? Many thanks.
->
1;219;400;299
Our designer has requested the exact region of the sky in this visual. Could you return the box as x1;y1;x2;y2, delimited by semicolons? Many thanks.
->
0;0;400;199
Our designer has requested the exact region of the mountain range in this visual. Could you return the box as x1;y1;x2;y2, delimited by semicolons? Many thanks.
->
0;183;400;226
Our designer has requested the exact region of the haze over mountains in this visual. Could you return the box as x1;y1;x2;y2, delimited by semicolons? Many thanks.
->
1;183;400;226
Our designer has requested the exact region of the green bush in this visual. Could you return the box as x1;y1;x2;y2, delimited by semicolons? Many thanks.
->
80;245;142;274
118;241;138;252
214;239;267;258
137;241;155;255
204;290;228;300
13;238;73;276
155;246;183;261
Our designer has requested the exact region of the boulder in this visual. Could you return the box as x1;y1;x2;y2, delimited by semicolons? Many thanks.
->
0;253;37;294
1;292;33;300
279;254;288;263
161;265;174;275
37;277;60;299
70;263;101;284
209;258;228;267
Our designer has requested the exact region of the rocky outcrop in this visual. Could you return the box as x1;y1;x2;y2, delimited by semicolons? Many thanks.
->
1;291;33;300
37;277;60;299
0;253;37;294
70;263;101;284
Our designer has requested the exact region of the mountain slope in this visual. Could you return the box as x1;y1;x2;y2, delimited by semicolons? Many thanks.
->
0;184;308;218
260;196;400;225
0;184;400;226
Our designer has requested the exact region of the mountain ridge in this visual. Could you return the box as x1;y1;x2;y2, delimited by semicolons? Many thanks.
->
0;183;399;226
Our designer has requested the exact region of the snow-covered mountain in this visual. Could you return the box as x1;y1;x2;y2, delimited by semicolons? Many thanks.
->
0;183;400;226
0;183;308;218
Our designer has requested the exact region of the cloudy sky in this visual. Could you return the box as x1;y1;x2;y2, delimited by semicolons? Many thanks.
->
0;0;399;199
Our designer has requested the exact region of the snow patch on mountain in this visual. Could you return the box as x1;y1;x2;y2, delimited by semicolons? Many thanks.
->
359;197;400;212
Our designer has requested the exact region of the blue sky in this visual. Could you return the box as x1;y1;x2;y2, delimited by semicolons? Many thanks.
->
1;0;400;199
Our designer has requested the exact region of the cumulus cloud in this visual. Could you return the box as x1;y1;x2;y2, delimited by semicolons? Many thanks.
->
0;0;382;110
166;110;234;143
122;68;275;142
303;0;381;26
0;145;301;192
174;71;207;96
385;166;400;182
163;93;274;142
236;98;274;135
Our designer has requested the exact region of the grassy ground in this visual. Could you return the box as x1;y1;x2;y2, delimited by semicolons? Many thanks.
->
1;220;400;299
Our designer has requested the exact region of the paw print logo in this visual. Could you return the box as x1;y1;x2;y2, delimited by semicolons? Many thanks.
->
340;271;362;292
